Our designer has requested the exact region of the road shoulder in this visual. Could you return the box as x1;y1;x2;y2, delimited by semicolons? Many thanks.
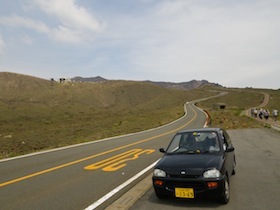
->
105;173;153;210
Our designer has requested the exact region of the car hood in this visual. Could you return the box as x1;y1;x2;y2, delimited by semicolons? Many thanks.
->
156;154;222;176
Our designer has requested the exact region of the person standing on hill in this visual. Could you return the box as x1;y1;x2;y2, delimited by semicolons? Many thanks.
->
253;108;258;117
272;109;278;122
259;108;263;119
263;110;270;120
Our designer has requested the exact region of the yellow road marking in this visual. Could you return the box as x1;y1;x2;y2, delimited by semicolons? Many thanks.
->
84;149;155;171
0;105;198;188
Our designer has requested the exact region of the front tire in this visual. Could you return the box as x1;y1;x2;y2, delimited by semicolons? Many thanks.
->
219;176;230;204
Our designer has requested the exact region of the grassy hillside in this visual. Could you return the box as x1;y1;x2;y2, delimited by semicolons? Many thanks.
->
1;72;277;158
257;89;280;111
196;87;280;129
0;72;216;158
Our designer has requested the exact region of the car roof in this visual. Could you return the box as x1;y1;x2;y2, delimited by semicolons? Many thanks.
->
176;127;222;134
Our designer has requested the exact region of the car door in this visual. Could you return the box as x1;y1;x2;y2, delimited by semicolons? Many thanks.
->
220;129;235;177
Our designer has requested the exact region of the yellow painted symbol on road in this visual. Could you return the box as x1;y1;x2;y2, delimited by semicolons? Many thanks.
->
84;149;155;172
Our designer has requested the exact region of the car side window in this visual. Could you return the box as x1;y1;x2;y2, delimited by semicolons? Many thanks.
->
220;129;233;151
220;130;228;150
167;134;181;152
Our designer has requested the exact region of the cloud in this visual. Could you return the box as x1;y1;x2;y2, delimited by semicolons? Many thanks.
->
0;0;104;44
31;0;105;43
0;15;50;34
0;0;279;88
101;0;280;86
33;0;103;32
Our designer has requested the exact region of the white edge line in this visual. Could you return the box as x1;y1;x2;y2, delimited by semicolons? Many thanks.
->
84;159;160;210
195;105;209;128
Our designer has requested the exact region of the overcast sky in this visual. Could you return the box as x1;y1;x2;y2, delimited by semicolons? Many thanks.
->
0;0;279;89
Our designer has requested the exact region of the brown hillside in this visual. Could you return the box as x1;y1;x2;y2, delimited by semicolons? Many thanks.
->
0;72;216;158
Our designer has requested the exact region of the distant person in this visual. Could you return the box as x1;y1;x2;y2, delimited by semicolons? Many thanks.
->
253;108;258;117
263;109;270;120
272;109;278;122
259;108;263;119
250;108;254;117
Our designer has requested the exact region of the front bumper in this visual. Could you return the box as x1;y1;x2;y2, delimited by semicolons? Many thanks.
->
152;176;225;199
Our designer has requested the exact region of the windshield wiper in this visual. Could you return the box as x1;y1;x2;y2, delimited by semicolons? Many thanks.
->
178;150;211;154
175;150;197;154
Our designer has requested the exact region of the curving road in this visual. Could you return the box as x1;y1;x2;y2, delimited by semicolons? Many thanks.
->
0;100;209;210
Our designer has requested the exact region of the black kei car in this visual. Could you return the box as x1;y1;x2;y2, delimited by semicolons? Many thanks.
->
152;128;236;204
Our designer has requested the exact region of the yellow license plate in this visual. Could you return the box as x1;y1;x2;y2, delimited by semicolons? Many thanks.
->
175;188;194;198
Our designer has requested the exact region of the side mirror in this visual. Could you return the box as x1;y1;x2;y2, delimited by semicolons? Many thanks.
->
226;147;235;152
159;148;166;153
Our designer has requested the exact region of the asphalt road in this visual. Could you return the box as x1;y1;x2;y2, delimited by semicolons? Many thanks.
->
0;101;208;210
130;128;280;210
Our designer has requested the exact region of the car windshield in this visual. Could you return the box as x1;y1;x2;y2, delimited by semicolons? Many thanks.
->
166;131;221;154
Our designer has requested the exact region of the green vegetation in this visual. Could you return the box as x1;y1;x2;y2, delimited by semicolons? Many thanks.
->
1;73;278;159
196;87;280;129
0;72;215;158
258;89;280;111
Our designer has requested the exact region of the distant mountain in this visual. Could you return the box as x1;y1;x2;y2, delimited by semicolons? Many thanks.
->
146;79;222;90
70;76;222;90
71;76;107;83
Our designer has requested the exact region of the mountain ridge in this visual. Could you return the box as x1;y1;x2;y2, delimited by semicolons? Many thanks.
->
0;72;222;90
71;76;222;90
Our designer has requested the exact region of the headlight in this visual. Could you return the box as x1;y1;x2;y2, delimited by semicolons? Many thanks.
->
203;168;221;178
153;169;166;177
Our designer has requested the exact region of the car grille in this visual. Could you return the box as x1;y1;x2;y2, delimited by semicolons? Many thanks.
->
168;174;200;179
165;180;205;192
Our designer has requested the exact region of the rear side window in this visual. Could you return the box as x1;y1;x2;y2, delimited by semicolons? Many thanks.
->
220;129;232;149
